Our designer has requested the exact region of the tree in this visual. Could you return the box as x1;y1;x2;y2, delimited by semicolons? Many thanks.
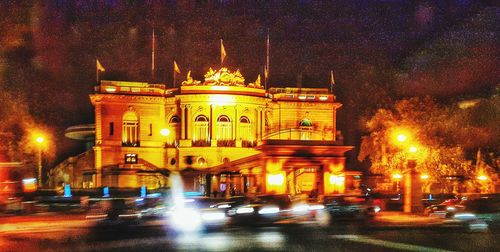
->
358;96;489;192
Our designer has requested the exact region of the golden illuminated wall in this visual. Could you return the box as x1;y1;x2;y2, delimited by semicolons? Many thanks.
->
90;80;346;189
90;93;169;187
265;100;340;141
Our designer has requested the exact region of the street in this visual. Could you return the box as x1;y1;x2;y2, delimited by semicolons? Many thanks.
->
1;215;498;252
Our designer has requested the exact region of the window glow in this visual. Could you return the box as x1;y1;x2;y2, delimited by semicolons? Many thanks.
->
329;175;345;186
267;174;284;186
122;111;139;146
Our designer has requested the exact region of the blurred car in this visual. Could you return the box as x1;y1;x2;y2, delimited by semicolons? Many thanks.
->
424;203;465;218
314;195;381;225
228;194;309;226
86;198;142;224
209;196;251;213
137;196;169;219
166;196;228;231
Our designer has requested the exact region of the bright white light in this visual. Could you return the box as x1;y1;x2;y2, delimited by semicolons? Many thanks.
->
329;175;345;185
421;174;429;180
209;94;234;106
446;206;456;211
22;178;37;183
292;204;309;213
236;207;254;214
374;206;381;213
454;213;476;218
217;204;231;209
171;208;202;232
298;95;307;100
258;207;280;215
105;87;117;92
201;212;226;222
409;146;418;153
477;175;488;181
308;205;325;210
267;174;284;186
396;134;407;142
160;128;170;136
392;174;403;180
319;96;328;101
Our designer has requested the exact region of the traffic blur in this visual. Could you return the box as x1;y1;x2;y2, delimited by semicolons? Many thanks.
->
3;190;499;233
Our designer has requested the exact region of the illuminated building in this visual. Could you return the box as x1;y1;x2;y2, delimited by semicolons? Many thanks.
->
67;67;359;195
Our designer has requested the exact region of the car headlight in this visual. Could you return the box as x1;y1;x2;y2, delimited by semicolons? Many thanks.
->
236;207;254;214
373;206;381;213
258;207;280;215
293;204;309;212
308;204;325;210
217;204;231;209
171;208;202;231
201;212;226;222
446;206;456;211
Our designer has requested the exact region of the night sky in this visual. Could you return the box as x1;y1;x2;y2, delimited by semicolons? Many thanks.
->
0;0;498;166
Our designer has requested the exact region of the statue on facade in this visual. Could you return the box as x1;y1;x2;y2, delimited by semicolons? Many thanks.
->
248;74;261;88
181;70;201;86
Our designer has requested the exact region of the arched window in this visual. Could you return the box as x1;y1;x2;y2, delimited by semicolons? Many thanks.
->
123;111;140;146
216;115;232;141
167;115;180;145
193;115;209;145
299;118;312;140
239;116;253;146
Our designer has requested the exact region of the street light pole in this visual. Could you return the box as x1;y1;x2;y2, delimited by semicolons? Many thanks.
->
35;136;44;188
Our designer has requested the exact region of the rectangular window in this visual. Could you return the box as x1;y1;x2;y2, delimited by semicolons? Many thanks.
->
109;122;114;136
125;153;138;164
149;123;152;136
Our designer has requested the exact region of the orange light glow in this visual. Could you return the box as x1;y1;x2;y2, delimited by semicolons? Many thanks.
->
392;173;402;179
36;136;44;143
329;174;345;186
396;134;407;143
409;146;418;153
477;175;488;181
266;172;286;194
421;174;429;180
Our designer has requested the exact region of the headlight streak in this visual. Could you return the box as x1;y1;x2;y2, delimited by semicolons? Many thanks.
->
258;207;280;215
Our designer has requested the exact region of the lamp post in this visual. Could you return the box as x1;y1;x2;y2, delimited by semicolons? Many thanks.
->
35;135;44;188
392;131;424;214
403;145;424;213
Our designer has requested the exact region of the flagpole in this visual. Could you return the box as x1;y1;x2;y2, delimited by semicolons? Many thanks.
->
220;39;223;67
151;28;155;81
96;61;99;85
266;28;270;90
173;61;176;88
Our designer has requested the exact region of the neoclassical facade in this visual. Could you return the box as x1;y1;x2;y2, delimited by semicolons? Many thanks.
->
84;68;358;196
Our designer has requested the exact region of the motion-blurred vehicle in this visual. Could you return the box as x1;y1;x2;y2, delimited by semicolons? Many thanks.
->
86;197;142;225
166;196;227;231
209;196;251;213
314;195;381;226
424;203;465;218
228;194;309;226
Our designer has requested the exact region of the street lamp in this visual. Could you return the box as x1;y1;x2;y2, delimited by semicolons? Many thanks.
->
34;134;45;188
390;129;424;213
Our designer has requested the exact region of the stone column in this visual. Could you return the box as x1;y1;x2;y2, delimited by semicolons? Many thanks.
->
94;102;102;187
256;107;262;141
404;160;423;213
180;104;187;140
186;104;192;140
